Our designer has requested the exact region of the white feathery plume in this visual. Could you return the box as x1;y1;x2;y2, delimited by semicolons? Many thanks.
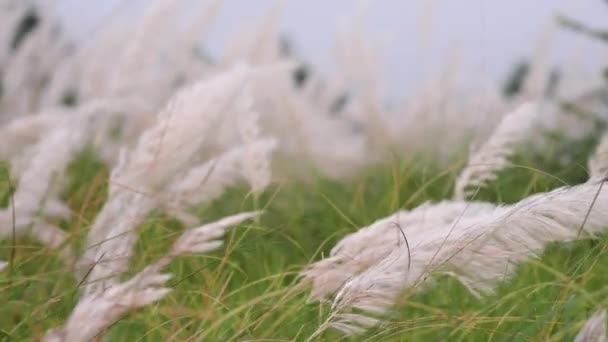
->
0;260;7;272
0;117;87;257
65;99;150;162
170;0;223;80
179;0;223;50
243;136;278;195
80;65;254;295
236;87;277;193
0;108;66;162
0;1;31;69
0;98;151;260
520;23;556;99
589;134;608;180
301;201;496;300
44;267;171;342
324;180;608;335
76;10;135;102
0;22;48;116
44;211;259;342
381;63;508;163
1;97;151;175
69;0;222;107
110;64;250;192
331;2;397;157
78;189;154;296
220;13;370;180
160;139;276;226
0;98;150;174
1;12;72;117
454;102;540;200
170;211;260;255
575;310;607;342
246;66;368;180
164;138;278;213
109;0;177;89
74;0;217;104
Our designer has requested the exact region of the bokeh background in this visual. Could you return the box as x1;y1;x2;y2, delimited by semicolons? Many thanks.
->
59;0;607;95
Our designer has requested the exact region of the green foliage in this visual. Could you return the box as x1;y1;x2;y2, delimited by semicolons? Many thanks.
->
1;142;607;341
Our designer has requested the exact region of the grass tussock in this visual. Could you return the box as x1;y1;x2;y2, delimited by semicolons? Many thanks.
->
1;1;608;340
1;139;608;340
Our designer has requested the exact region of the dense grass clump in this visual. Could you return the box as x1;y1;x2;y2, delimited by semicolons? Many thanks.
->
1;137;607;341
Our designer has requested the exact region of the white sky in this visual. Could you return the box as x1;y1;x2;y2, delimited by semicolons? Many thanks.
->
58;0;607;95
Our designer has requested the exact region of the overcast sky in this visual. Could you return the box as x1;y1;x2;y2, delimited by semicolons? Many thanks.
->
58;0;607;95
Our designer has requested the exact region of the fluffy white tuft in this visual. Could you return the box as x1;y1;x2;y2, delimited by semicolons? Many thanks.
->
79;65;264;295
45;211;258;341
575;310;607;342
454;102;540;200
301;200;496;300
323;180;608;334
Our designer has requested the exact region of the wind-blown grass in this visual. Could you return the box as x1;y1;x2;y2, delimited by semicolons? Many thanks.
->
1;135;607;341
1;1;607;340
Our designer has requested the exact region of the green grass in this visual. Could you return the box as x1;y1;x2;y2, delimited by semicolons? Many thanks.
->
1;136;607;341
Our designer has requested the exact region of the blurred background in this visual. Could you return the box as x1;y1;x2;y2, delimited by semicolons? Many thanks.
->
2;0;607;172
60;0;607;96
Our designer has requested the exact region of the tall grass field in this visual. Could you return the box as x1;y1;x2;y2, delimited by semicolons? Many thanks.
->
1;1;608;341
